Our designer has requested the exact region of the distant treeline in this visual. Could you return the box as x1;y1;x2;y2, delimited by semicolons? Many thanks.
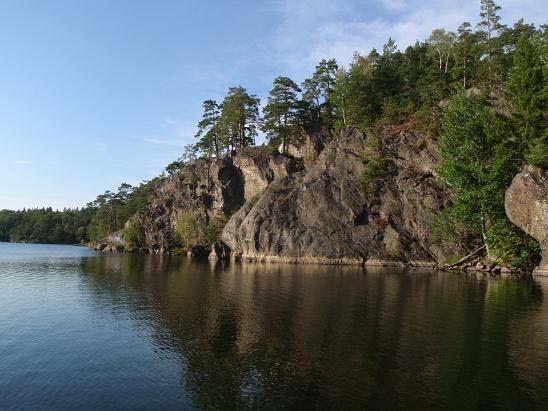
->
0;178;159;244
0;207;95;244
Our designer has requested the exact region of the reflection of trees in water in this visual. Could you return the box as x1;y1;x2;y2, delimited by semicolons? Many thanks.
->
81;257;547;409
508;277;548;406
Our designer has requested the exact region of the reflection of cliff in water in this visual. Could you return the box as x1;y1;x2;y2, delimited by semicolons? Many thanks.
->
80;255;548;409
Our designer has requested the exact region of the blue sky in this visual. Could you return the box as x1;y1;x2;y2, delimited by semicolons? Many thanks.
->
0;0;546;210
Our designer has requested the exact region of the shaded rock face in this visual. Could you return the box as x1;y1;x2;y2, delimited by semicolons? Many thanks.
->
232;146;299;201
505;166;548;273
136;147;299;254
221;127;451;265
282;132;327;166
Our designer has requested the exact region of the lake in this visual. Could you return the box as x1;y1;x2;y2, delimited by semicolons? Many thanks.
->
1;242;547;409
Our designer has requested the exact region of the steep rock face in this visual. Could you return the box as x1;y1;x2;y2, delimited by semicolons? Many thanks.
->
505;166;548;273
221;127;451;265
136;147;298;254
232;146;299;201
282;131;327;166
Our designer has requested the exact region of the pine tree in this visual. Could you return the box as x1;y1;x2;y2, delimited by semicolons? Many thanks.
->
476;0;505;85
302;58;338;128
301;77;321;123
478;0;503;43
452;22;476;87
506;35;546;167
373;39;404;120
195;100;222;156
219;87;260;150
262;76;302;153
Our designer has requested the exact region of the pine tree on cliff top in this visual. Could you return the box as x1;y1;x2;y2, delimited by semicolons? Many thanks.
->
262;76;303;154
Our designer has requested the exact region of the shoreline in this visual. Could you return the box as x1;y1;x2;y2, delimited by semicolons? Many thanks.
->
91;246;534;275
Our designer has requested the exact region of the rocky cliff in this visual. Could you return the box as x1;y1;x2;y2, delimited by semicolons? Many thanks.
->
219;126;452;265
505;166;548;275
134;146;299;254
105;126;457;266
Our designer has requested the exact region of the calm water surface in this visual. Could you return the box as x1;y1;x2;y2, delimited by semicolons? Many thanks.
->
1;242;548;410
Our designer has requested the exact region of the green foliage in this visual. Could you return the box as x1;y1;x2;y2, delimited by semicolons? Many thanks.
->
0;207;95;244
165;145;197;175
219;86;261;150
506;34;547;168
438;89;541;268
451;22;480;88
203;216;227;245
195;99;222;156
331;52;377;132
262;76;306;153
430;209;460;248
476;0;505;85
165;159;185;176
302;59;338;128
486;217;541;269
88;179;158;242
527;134;548;168
175;211;199;249
361;132;387;196
124;220;144;250
0;178;159;245
445;256;461;265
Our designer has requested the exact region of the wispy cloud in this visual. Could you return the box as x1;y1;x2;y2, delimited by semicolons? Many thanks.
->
8;160;32;165
268;0;547;78
143;138;185;147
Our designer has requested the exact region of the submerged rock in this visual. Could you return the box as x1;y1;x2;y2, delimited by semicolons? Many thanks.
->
505;165;548;275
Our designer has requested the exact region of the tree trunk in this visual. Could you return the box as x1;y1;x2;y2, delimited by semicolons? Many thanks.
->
463;55;467;88
481;216;491;257
437;50;442;71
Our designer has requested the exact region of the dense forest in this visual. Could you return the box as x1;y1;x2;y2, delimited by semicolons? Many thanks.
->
0;0;546;267
0;179;159;244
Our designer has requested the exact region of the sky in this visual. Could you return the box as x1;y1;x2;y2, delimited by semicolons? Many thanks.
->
0;0;546;210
